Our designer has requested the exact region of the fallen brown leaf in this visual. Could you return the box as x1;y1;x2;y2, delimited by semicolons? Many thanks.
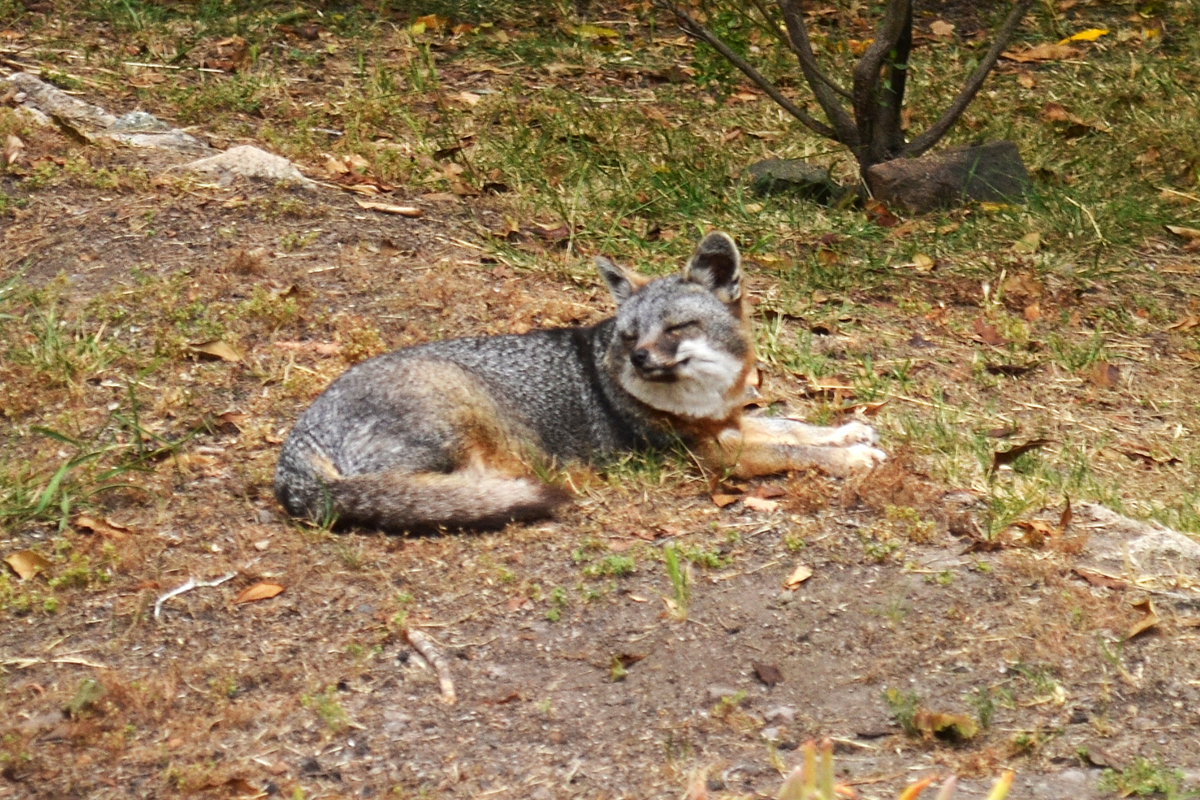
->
743;496;779;513
5;549;52;580
973;317;1005;346
1127;597;1159;639
188;339;242;362
990;438;1054;473
784;563;813;588
1002;43;1082;62
73;515;130;539
234;582;285;604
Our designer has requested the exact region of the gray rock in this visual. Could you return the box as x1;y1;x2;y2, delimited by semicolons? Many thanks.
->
172;144;313;187
1077;502;1200;577
4;71;116;129
865;140;1030;214
107;111;171;132
745;158;846;204
764;705;795;726
706;685;742;703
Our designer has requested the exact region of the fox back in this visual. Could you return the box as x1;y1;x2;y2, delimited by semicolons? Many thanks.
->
273;232;752;531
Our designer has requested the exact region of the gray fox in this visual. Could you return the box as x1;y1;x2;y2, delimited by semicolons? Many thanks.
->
274;232;886;531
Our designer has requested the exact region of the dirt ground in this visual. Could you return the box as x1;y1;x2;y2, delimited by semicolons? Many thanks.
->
3;6;1200;800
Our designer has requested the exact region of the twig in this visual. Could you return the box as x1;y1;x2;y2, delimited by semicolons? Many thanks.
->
903;0;1037;157
154;572;235;620
1063;195;1107;243
656;0;837;140
123;61;227;75
406;627;457;705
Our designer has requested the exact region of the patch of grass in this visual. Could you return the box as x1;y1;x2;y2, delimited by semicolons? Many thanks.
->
1098;757;1192;799
662;542;689;621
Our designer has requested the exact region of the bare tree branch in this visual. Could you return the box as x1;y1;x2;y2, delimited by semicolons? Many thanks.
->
851;0;911;165
749;0;853;101
659;1;838;140
777;0;857;144
902;0;1036;157
870;1;912;164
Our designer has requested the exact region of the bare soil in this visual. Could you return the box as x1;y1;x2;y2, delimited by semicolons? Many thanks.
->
3;7;1200;800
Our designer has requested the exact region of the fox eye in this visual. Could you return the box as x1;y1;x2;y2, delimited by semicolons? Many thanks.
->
664;321;698;335
619;329;637;343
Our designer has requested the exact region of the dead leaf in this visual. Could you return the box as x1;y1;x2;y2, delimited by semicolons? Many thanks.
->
74;515;130;539
1165;224;1200;241
929;20;955;38
751;661;784;686
234;582;285;604
1087;360;1119;388
784;563;813;589
913;709;978;742
1011;231;1041;253
743;496;779;513
188;340;242;362
711;493;741;508
910;252;935;272
1126;597;1159;639
973;317;1005;346
1017;72;1036;89
990;437;1053;473
3;134;22;167
353;198;424;217
1002;43;1082;63
1074;566;1126;590
5;549;51;580
1166;315;1200;332
864;199;900;228
1011;519;1056;548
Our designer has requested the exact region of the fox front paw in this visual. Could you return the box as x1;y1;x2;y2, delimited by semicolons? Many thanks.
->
839;443;888;473
830;421;880;447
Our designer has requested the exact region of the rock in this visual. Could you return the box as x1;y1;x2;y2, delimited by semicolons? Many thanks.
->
746;158;847;204
764;705;795;726
706;685;742;703
865;140;1030;214
5;71;116;129
103;111;209;152
172;144;313;187
1076;502;1200;577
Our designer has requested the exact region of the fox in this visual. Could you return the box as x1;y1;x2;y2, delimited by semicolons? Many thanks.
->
273;232;886;531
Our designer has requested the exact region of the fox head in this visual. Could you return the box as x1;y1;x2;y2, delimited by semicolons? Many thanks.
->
595;232;753;422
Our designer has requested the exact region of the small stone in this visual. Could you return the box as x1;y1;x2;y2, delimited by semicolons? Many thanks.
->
764;705;796;726
707;685;741;703
761;726;781;741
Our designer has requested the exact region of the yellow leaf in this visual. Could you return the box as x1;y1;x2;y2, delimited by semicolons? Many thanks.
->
234;582;285;604
1011;232;1041;254
1059;28;1108;44
5;550;52;580
575;24;620;39
188;340;242;362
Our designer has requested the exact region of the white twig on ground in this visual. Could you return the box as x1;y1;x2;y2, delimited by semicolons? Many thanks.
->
406;627;457;705
154;573;236;620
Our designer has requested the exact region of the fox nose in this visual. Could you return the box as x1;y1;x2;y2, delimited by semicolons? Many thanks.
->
631;348;651;369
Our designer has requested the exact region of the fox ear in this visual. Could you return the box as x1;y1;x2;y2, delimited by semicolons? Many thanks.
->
684;231;742;304
595;256;648;304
